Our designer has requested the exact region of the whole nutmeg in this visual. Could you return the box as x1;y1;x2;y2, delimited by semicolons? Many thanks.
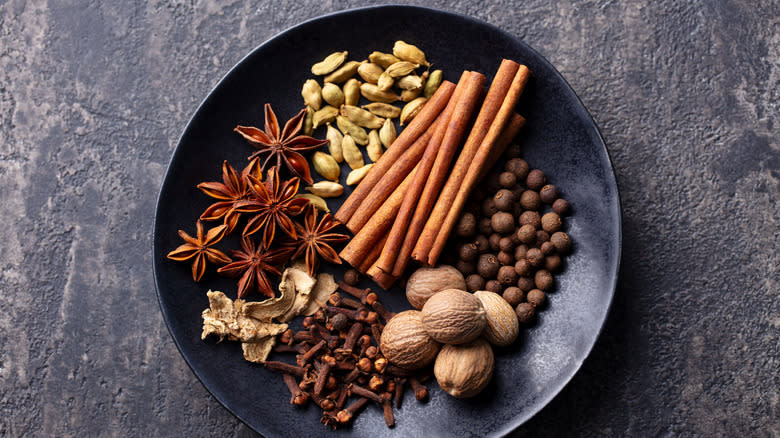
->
493;189;515;212
343;269;361;286
527;288;546;307
516;276;535;292
539;184;558;204
465;274;486;292
518;211;541;229
498;236;515;253
455;259;476;276
434;338;494;398
515;302;536;325
516;224;536;245
473;234;490;253
553;198;570;215
380;310;441;370
477;254;500;278
541;212;562;233
526;247;545;267
497;265;518;285
526;169;546;190
498;171;517;188
481;198;498;217
491;212;515;234
455;212;477;237
534;269;554;291
505;158;530;179
550;231;572;254
485;280;503;293
458;243;479;262
477;217;493;235
474;291;520;346
497;250;514;266
502;287;524;307
519;190;542;210
406;265;467;310
421;289;487;344
488;233;502;251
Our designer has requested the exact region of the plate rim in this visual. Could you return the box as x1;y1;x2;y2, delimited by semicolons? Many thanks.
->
152;4;622;436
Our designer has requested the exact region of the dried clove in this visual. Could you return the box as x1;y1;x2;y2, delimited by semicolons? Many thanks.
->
409;377;429;401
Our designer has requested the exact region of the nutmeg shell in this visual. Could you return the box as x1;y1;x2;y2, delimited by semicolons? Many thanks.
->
406;265;467;310
434;338;494;398
420;289;487;344
380;310;441;370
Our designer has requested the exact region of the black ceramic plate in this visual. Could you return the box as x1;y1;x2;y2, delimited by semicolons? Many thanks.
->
153;5;620;437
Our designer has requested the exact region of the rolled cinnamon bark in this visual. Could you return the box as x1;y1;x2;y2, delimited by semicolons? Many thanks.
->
334;81;456;225
412;59;521;264
375;71;473;274
427;65;531;265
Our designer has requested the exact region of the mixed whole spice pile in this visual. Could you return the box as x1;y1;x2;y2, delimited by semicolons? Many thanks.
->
167;40;574;429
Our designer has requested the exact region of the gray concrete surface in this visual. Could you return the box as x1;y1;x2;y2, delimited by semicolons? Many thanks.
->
0;0;777;436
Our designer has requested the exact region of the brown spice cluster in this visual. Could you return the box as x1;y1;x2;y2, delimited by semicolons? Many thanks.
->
447;144;573;324
265;280;430;429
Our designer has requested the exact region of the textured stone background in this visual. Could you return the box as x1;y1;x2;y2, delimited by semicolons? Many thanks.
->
0;0;777;436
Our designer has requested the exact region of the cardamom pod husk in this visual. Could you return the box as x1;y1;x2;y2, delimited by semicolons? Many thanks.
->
340;105;384;129
396;74;424;91
385;61;419;78
306;181;344;198
312;151;341;182
324;60;362;84
360;83;399;103
368;51;401;69
343;78;361;106
337;115;368;145
311;51;348;75
326;123;344;163
363;102;401;119
346;163;374;186
341;133;365;170
400;97;427;126
423;69;443;99
377;71;395;91
367;129;383;162
312;106;339;129
295;193;330;212
321;82;345;108
400;87;423;102
301;79;322;110
303;106;315;136
357;62;383;84
379;118;396;148
393;41;430;67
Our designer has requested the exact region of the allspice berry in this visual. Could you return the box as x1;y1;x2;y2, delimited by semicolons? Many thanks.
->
510;185;525;204
456;259;476;276
520;190;542;210
550;232;572;254
482;198;498;217
497;265;518;285
493;189;515;212
553;198;570;215
541;212;562;233
515;302;536;325
510;227;523;245
516;276;535;292
534;269;554;291
540;241;556;256
478;217;493;235
497;250;514;266
455;212;477;237
498;237;515;252
514;244;528;261
485;280;503;293
465;274;486;292
477;254;500;278
491;212;515;234
498;171;517;188
488;233;502;251
545;254;562;273
518;211;541;229
344;269;361;286
539;184;558;204
536;230;550;244
526;169;546;191
502;287;524;307
473;234;490;253
505;158;530;180
526;289;546;307
526;247;544;267
458;243;479;262
516;224;536;245
514;259;532;277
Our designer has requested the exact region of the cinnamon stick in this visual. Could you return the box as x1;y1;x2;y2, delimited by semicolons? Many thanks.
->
477;113;526;182
427;65;531;265
334;81;456;225
386;71;487;277
339;165;419;271
411;59;521;265
345;124;436;233
374;71;471;274
358;234;388;273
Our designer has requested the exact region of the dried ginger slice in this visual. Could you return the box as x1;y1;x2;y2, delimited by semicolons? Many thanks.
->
241;270;296;322
301;272;338;316
279;262;318;322
202;290;288;342
241;337;277;363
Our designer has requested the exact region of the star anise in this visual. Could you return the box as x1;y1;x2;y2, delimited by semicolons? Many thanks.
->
217;235;294;298
167;220;231;281
234;103;328;184
292;204;350;277
196;158;261;233
234;167;309;246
